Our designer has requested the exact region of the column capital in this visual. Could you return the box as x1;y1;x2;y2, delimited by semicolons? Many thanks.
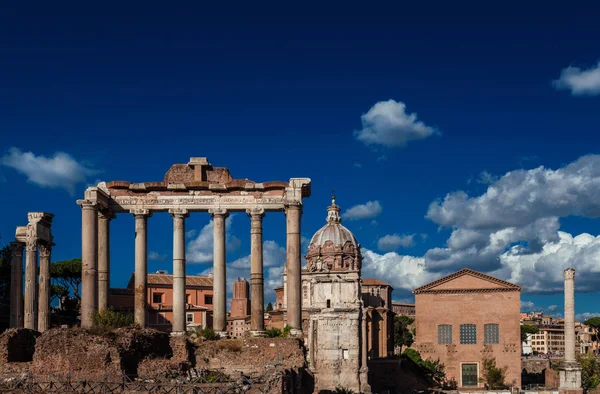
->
98;209;116;221
39;243;52;258
169;208;190;218
77;199;98;210
10;242;24;257
564;268;576;280
130;208;153;218
209;208;229;218
25;238;38;252
246;208;265;219
284;203;303;215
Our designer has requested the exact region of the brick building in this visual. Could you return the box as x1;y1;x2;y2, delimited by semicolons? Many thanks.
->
109;270;213;332
413;268;522;388
362;278;395;358
226;278;252;338
391;302;415;318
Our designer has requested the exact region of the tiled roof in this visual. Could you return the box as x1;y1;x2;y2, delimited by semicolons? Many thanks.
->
362;278;391;287
127;273;213;288
412;268;522;294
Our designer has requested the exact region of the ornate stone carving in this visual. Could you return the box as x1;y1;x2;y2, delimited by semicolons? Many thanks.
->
168;208;190;218
246;208;266;219
130;208;152;217
98;209;115;221
208;208;229;218
564;268;576;280
77;199;98;210
39;243;52;258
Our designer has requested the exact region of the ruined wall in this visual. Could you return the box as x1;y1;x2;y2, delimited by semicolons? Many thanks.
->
0;328;39;363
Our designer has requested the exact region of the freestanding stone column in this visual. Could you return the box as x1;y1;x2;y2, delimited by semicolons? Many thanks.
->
132;209;151;327
209;208;228;334
248;208;265;336
170;208;189;334
286;204;302;336
37;243;52;332
98;210;113;311
78;200;98;329
9;242;24;328
24;237;38;330
559;268;582;394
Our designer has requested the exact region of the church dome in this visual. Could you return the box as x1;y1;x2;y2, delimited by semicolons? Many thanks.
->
305;196;362;272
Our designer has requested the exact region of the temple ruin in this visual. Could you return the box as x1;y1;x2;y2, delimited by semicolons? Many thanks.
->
76;157;311;336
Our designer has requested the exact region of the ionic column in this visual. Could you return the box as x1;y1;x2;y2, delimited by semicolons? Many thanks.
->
98;210;114;311
285;204;302;336
248;208;265;336
564;268;576;363
37;243;52;332
170;208;189;334
78;199;98;329
24;237;38;330
10;242;24;328
209;208;228;334
132;209;152;327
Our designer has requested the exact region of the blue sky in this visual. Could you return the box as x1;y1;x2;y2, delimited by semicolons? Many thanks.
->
1;1;600;319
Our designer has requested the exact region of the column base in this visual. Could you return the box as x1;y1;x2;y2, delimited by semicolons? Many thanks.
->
289;328;303;338
170;331;186;337
249;330;266;338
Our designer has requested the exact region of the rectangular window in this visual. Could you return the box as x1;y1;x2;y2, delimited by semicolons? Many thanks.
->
460;324;477;344
186;313;194;323
438;324;452;344
153;293;163;304
484;324;499;344
204;295;213;305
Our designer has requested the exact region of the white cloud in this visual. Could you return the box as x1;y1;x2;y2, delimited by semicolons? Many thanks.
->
148;251;167;261
186;215;241;264
186;229;197;239
361;248;435;297
547;305;558;312
477;170;498;185
377;234;415;251
521;301;536;312
1;147;99;195
354;99;436;148
553;61;600;96
424;155;600;272
575;312;600;322
342;201;383;220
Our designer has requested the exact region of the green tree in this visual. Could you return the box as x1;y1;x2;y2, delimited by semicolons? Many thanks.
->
51;258;82;299
480;357;508;389
584;317;600;344
402;348;447;387
521;324;539;343
579;351;600;393
266;302;273;312
50;284;69;304
394;315;415;351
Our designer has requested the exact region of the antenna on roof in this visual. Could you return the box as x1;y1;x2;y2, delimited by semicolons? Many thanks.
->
331;189;336;205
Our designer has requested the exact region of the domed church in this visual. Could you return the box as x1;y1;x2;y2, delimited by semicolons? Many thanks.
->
302;196;371;393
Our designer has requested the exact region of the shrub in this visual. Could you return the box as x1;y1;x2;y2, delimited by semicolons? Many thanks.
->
195;327;219;341
480;357;508;389
579;351;600;393
266;328;283;338
283;325;292;337
402;348;447;387
334;386;356;394
91;308;134;330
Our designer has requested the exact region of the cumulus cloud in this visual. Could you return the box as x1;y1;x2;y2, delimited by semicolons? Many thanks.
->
342;201;383;220
377;234;415;251
521;301;536;312
148;251;167;261
553;61;600;96
424;155;600;272
1;148;99;195
575;312;600;322
354;99;437;148
361;248;435;298
187;215;241;264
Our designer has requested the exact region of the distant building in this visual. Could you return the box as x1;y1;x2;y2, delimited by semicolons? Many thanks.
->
362;278;394;358
227;278;251;338
109;270;213;332
521;314;592;355
413;268;522;388
392;302;416;318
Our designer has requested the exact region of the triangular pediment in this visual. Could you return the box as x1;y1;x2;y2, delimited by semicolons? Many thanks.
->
413;268;522;294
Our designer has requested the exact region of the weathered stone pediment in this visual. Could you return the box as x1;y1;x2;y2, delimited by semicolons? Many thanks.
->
413;268;522;294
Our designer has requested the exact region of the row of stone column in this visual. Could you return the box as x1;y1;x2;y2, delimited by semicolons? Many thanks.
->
9;241;52;332
78;201;303;337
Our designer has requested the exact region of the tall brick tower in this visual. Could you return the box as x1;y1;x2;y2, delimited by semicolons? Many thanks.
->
230;278;251;318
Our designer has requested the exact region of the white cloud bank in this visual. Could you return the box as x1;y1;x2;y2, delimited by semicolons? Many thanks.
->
1;148;99;195
377;234;415;251
354;99;436;147
187;215;241;264
554;61;600;96
342;201;383;220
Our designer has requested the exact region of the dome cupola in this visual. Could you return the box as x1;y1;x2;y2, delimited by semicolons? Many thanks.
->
305;195;362;272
